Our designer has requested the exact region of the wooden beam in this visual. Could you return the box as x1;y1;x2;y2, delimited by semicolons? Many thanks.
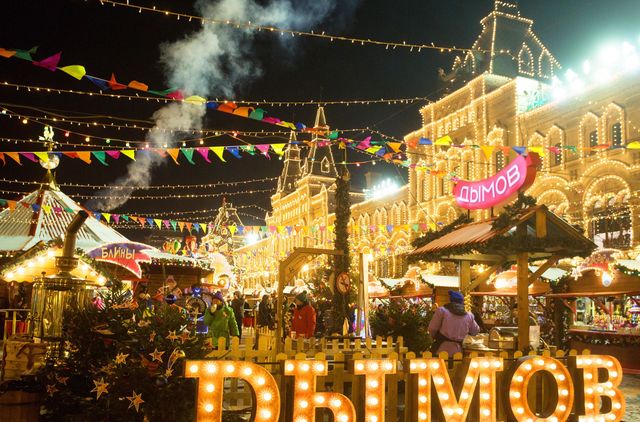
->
447;254;507;263
459;261;471;292
517;252;530;351
463;261;506;293
535;209;547;238
527;255;561;286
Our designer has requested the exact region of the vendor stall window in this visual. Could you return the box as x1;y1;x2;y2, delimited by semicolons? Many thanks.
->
588;203;631;249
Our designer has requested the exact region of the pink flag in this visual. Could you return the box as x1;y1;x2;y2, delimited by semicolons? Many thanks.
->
255;145;271;159
196;147;211;163
106;151;121;159
33;52;61;71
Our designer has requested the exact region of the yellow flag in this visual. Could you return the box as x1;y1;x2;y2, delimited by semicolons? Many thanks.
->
627;141;640;150
60;65;86;80
121;150;136;161
184;95;207;105
154;219;162;229
529;146;546;157
271;144;286;156
34;152;49;163
166;149;180;164
101;213;111;223
480;145;495;160
435;135;452;146
210;147;226;162
386;142;402;153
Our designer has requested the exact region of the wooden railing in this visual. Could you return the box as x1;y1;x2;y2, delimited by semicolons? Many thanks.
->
0;309;31;342
202;336;604;422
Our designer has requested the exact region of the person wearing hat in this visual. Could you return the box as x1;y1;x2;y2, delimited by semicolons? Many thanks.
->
428;290;479;355
204;291;239;347
231;290;246;341
292;291;316;339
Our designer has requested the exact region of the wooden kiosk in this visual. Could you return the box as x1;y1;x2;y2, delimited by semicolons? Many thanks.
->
409;205;595;350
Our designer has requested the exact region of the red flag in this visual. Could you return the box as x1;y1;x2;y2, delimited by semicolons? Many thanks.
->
109;73;127;90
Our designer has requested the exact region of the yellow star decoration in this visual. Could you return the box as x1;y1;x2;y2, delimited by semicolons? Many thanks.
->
126;391;144;412
167;330;178;341
138;319;151;328
149;348;165;363
91;378;109;400
115;353;129;365
55;375;69;385
164;367;174;377
179;329;191;343
149;331;156;342
46;384;58;396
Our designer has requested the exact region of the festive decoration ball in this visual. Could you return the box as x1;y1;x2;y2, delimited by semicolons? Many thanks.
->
165;294;177;305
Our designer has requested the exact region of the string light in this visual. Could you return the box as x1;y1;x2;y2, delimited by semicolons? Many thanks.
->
0;81;431;108
94;0;479;55
0;188;275;201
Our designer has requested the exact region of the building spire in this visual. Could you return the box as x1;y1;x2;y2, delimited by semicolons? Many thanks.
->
277;131;302;195
304;106;338;179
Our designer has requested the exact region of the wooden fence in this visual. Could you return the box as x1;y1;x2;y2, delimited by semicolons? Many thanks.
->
203;333;603;421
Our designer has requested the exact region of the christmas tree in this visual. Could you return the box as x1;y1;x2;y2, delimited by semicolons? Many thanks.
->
39;281;209;421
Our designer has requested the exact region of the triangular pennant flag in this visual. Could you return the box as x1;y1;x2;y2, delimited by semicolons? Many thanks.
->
122;215;130;221
185;222;193;232
109;73;127;90
86;75;110;90
163;220;170;229
406;137;419;149
166;90;184;100
226;225;235;236
178;221;185;231
386;142;402;153
271;144;286;156
7;200;16;211
94;212;101;221
181;148;195;164
201;223;208;234
139;217;146;227
240;145;256;155
365;146;383;155
500;146;511;155
148;88;176;97
226;146;242;159
328;131;339;140
154;219;162;229
34;152;49;163
42;205;51;214
167;149;180;165
146;218;154;227
255;145;271;159
627;141;640;150
193;223;201;233
92;151;109;166
418;137;432;145
128;80;149;92
0;153;5;166
528;146;546;157
0;48;16;58
62;151;78;159
262;117;281;124
196;147;211;163
101;213;111;223
217;102;237;113
356;136;371;150
33;51;61;71
121;150;135;161
76;151;92;164
14;46;38;61
21;152;38;162
106;150;120;160
206;102;218;109
112;214;120;224
184;95;207;105
210;147;226;162
60;65;86;80
513;146;527;155
480;145;495;160
248;108;265;120
435;135;452;146
233;106;252;117
170;220;177;230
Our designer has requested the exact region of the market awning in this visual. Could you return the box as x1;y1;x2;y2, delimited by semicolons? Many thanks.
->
471;278;550;296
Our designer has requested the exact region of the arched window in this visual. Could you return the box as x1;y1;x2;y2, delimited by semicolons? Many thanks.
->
585;178;632;249
539;52;553;78
611;122;623;147
518;45;534;75
589;130;598;155
580;113;599;158
554;143;563;166
495;150;505;173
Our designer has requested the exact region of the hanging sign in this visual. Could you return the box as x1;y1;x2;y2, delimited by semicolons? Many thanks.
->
453;152;540;210
87;242;152;278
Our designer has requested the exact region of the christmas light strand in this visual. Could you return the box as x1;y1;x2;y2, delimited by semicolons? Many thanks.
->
94;0;477;54
0;188;275;201
0;176;279;190
1;81;431;107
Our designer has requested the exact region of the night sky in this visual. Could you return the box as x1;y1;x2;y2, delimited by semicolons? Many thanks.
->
1;0;640;243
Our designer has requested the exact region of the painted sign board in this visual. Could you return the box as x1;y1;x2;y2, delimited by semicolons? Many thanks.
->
87;242;152;278
453;152;540;210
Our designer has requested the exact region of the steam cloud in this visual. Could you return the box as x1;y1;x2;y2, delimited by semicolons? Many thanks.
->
91;0;359;211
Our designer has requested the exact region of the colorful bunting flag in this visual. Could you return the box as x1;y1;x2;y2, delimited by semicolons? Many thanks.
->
61;65;87;80
33;52;61;71
210;147;226;162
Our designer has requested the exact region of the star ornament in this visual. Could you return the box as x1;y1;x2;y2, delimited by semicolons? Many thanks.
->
127;391;145;412
149;331;156;342
115;353;129;365
55;375;69;385
91;378;109;400
149;348;165;363
167;330;178;341
46;384;58;396
179;329;191;343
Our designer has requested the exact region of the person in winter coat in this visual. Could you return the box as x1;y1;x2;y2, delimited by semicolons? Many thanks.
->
292;291;316;339
204;291;239;347
428;290;480;355
257;294;275;330
230;291;246;341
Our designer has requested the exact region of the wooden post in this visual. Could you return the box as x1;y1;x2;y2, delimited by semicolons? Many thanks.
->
517;252;530;350
459;261;471;292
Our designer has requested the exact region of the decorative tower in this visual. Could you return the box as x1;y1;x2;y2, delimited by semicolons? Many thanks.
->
202;198;245;254
304;106;338;180
277;131;303;195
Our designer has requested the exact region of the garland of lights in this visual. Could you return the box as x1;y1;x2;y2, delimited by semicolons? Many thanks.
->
93;0;478;54
1;81;431;108
0;188;275;201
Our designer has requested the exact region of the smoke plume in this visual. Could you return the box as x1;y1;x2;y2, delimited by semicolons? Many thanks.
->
91;0;359;211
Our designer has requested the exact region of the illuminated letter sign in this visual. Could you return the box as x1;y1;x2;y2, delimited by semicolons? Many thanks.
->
87;242;152;278
453;153;540;210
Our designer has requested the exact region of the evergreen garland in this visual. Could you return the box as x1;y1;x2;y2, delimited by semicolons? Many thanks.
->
333;170;351;274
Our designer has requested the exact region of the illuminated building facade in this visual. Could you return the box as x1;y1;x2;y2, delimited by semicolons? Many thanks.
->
236;0;640;287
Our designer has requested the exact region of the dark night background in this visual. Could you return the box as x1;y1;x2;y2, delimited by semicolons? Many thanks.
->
1;0;639;243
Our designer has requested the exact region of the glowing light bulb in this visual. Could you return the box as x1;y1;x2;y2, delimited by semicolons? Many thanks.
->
206;384;215;393
419;395;427;403
331;398;342;408
315;395;325;404
261;410;272;419
257;377;266;386
286;363;295;372
263;392;272;401
431;362;440;370
299;400;308;408
460;392;470;400
299;381;309;390
369;380;379;388
204;403;214;413
189;364;199;373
